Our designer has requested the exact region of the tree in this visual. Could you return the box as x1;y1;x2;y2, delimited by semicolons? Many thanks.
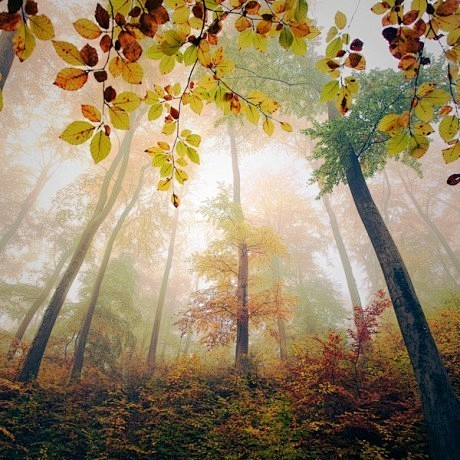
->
309;68;460;459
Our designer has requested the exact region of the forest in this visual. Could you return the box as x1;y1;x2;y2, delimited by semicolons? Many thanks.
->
0;0;459;458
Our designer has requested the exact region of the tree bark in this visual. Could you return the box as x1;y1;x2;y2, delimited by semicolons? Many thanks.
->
343;148;460;459
322;193;362;309
16;128;135;382
228;121;249;372
69;166;146;383
0;31;15;91
0;165;51;255
7;246;72;360
400;173;460;276
272;256;287;360
146;207;180;373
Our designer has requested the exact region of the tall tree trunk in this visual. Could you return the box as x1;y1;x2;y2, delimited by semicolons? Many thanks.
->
400;173;460;276
228;121;249;372
0;31;14;91
16;128;136;382
272;256;287;360
343;148;460;459
322;193;362;309
69;166;147;383
0;165;51;255
7;245;72;360
146;208;179;373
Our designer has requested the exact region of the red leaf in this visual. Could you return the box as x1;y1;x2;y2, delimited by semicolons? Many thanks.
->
350;38;363;51
95;3;110;29
80;44;99;67
104;86;116;102
447;174;460;186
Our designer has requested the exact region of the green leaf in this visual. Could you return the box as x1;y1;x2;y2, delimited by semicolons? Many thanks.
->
279;27;294;50
160;161;173;177
160;55;175;75
186;134;201;147
176;140;188;156
112;92;141;112
423;89;450;106
439;115;459;142
290;36;307;56
59;120;95;144
146;45;164;60
325;37;342;58
175;168;188;184
387;131;409;155
162;121;176;135
294;0;308;21
414;99;434;122
442;140;460;163
148;103;163;121
245;104;260;125
183;45;197;66
109;106;130;130
238;29;254;50
186;146;200;164
157;178;172;191
90;130;111;163
320;80;339;103
152;153;168;167
334;11;347;30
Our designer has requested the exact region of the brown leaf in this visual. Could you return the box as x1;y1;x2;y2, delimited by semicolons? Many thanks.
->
129;7;141;18
151;5;169;25
413;18;427;37
104;86;117;102
245;1;260;14
208;19;223;35
145;0;163;12
123;40;143;62
95;3;110;29
382;27;397;42
25;1;38;16
104;124;111;136
447;174;460;185
170;106;180;119
402;10;418;25
139;12;158;37
346;52;366;69
436;0;459;16
0;12;21;31
80;44;99;67
192;3;205;19
350;38;363;51
100;34;112;52
398;53;417;70
118;30;135;48
115;13;126;26
54;68;88;91
94;70;107;82
8;0;22;14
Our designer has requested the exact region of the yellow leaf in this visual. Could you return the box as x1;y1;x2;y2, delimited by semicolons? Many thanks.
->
334;11;347;30
186;146;200;163
371;2;390;14
245;104;260;125
326;26;338;42
160;55;175;74
247;90;267;104
122;61;143;84
109;106;130;130
158;178;172;191
183;44;198;66
387;131;410;155
81;104;101;122
325;37;342;58
253;33;268;53
412;122;434;136
148;103;164;120
186;133;201;147
439;115;459;142
29;14;55;40
414;99;434;121
109;56;123;78
176;140;188;156
73;19;101;39
190;94;203;114
54;68;88;91
52;41;84;66
260;98;281;114
59;120;95;145
290;36;307;56
238;29;254;49
320;80;339;103
162;121;176;135
13;23;36;62
175;168;188;184
416;82;435;97
90;131;111;163
280;121;293;132
173;5;190;24
378;113;401;134
158;141;170;150
344;76;359;94
423;89;450;106
112;92;141;112
160;161;173;177
263;118;275;136
442;140;460;163
409;135;429;159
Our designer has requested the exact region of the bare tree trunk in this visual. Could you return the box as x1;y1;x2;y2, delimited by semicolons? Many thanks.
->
343;147;460;459
400;173;460;276
0;31;15;90
7;245;72;360
69;166;147;383
322;193;362;309
228;121;249;372
272;256;287;360
0;165;51;255
16;127;136;382
146;208;179;373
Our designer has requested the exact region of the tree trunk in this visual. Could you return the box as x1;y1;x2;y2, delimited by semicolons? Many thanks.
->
0;31;15;91
272;256;287;360
0;165;51;255
16;128;135;382
69;166;146;383
228;121;249;372
343;148;460;459
146;207;180;373
7;245;72;360
400;173;460;276
322;193;362;309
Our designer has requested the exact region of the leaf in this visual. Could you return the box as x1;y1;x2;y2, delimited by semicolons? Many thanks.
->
325;37;342;58
90;130;111;163
423;89;450;106
442;140;460;163
320;80;339;103
245;104;260;125
280;121;293;132
148;103;163;120
326;26;338;42
122;61;143;84
73;18;101;39
80;44;99;67
81;104;101;122
171;193;180;207
160;55;175;74
439;116;459;142
160;161;173;177
371;2;390;14
414;99;434;121
186;146;200;164
416;82;435;97
263;118;274;136
13;23;36;61
54;68;88;91
412;122;434;136
183;45;198;66
109;56;123;77
29;14;55;40
175;168;188;184
162;121;176;135
176;140;188;156
290;36;307;56
112;92;141;112
344;53;366;70
157;178;172;191
238;29;254;49
186;134;201;147
152;153;168;166
334;11;347;30
109;106;130;130
0;12;21;31
387;131;409;155
253;34;268;53
59;120;95;145
279;27;294;50
52;41;84;65
409;135;429;159
378;113;401;133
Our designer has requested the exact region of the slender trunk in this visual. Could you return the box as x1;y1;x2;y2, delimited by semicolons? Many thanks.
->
228;121;249;372
400;173;460;276
322;193;362;309
272;256;287;360
16;129;135;382
7;246;72;360
0;166;51;255
69;166;146;383
0;31;15;90
343;148;460;459
146;208;180;372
